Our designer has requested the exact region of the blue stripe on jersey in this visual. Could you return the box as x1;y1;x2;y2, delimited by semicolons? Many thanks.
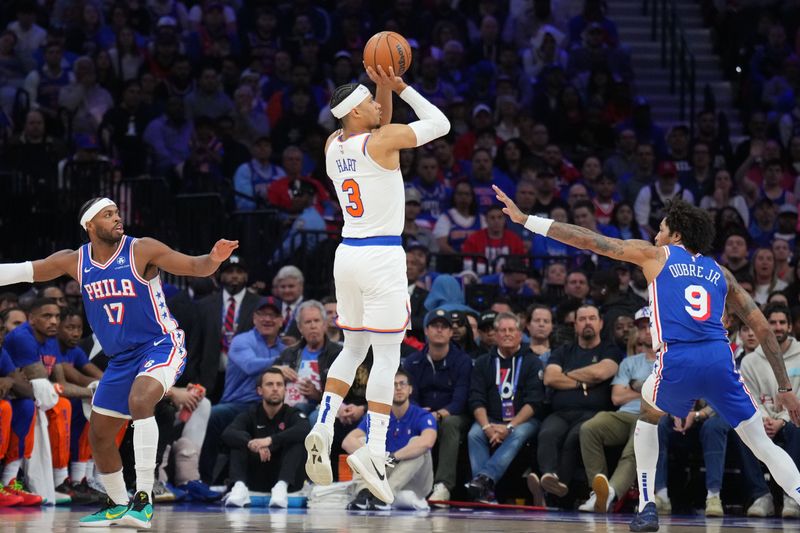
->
79;236;178;356
650;245;728;345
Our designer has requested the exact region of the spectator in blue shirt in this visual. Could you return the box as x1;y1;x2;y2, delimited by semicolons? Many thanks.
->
343;368;438;510
407;153;451;230
480;256;536;300
403;309;472;503
199;296;285;483
233;136;284;211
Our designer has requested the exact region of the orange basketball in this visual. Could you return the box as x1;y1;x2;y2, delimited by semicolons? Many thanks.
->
363;31;413;77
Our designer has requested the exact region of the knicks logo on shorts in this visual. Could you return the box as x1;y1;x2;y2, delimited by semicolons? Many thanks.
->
143;360;155;369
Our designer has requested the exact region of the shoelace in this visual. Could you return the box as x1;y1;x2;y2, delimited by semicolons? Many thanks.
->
10;480;27;493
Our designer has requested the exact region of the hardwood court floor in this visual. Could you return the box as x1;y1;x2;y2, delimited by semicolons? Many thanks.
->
2;503;795;532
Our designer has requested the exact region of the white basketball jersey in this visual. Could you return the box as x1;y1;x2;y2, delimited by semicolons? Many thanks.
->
326;131;404;239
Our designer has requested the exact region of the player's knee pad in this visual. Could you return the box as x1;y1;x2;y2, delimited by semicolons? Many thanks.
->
365;343;401;406
326;335;370;386
640;374;658;410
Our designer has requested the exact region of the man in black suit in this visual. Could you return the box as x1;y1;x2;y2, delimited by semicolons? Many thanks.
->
185;255;260;403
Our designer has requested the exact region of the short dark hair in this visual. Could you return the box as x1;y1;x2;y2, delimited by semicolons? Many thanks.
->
396;367;412;386
572;200;595;213
330;83;360;122
526;303;552;322
29;297;59;314
60;307;83;321
763;303;792;323
257;367;285;387
663;197;715;254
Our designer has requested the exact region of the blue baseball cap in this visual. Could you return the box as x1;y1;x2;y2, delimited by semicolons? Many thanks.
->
424;308;452;328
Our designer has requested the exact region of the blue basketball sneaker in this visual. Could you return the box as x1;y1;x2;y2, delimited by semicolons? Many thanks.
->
630;502;659;532
119;491;153;529
78;497;130;527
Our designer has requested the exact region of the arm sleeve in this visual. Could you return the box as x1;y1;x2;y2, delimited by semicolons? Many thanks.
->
221;410;254;450
399;86;451;146
269;409;311;450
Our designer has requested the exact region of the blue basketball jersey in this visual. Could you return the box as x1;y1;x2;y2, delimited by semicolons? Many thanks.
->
648;245;728;349
79;235;178;357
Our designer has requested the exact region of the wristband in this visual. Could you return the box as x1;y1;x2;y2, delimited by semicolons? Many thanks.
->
523;215;554;236
481;423;491;431
779;386;793;393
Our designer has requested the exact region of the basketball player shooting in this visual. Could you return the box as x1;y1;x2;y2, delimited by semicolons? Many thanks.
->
304;65;449;504
0;198;238;528
493;188;800;532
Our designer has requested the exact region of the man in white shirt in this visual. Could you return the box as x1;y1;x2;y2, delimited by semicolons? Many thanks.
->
7;2;46;67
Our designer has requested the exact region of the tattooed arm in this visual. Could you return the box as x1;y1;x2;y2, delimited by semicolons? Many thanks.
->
493;185;661;269
723;266;800;425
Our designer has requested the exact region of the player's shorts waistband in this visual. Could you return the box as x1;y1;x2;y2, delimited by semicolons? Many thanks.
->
341;236;402;247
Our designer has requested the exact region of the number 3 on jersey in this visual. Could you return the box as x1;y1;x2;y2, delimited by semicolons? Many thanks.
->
684;285;710;321
341;179;364;217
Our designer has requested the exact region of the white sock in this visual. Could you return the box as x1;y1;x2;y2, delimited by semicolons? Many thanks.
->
634;420;659;512
656;488;668;501
707;490;720;499
318;392;343;435
366;411;390;456
272;480;287;493
133;416;158;499
99;469;129;505
53;467;68;487
1;459;22;485
70;461;87;484
609;487;616;504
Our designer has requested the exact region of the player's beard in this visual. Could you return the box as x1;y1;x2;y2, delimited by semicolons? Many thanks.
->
94;226;122;245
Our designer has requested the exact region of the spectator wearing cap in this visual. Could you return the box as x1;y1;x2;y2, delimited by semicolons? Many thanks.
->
58;56;114;136
275;179;326;261
476;310;498;352
233;136;284;211
403;309;472;503
198;295;285;484
453;104;495;161
576;325;658;513
449;310;482;358
433;181;486;255
273;300;342;419
535;304;622;499
188;255;259;403
619;142;656;203
143;95;193;177
462;205;525;265
749;198;777;249
480;257;536;301
403;188;436;252
405;242;431;342
466;312;544;503
634;160;695;239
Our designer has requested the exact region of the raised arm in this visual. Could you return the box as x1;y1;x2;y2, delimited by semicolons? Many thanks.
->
134;237;238;278
723;266;800;424
493;185;662;269
0;249;79;287
365;65;392;127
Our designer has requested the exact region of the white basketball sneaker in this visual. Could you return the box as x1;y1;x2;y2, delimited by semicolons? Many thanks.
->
346;446;394;504
304;424;333;485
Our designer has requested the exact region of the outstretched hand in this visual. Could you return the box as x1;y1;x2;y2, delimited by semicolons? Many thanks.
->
492;185;528;225
209;239;239;263
777;391;800;426
364;64;407;93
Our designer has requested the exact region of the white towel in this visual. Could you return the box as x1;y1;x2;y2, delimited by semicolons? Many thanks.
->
24;409;55;505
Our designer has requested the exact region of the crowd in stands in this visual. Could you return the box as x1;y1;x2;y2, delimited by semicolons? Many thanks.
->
3;0;800;518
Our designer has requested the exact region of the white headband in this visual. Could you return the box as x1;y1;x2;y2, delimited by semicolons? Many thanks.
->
80;198;117;230
331;84;371;119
